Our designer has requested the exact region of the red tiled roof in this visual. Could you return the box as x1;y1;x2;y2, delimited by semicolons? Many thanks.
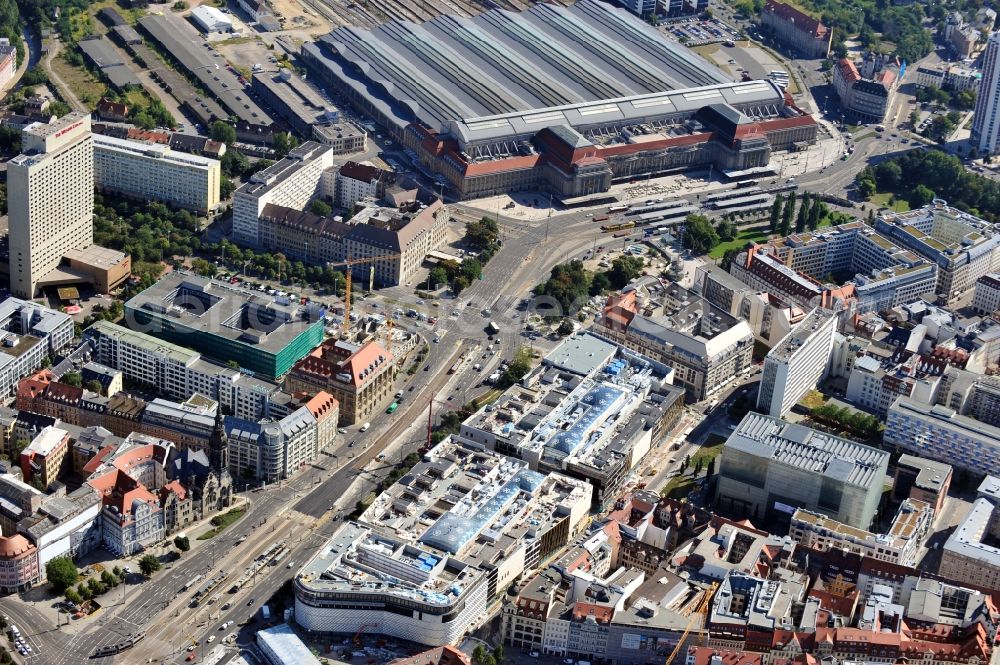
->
160;479;187;502
687;647;764;665
764;1;828;37
837;59;861;85
304;390;339;422
572;601;613;623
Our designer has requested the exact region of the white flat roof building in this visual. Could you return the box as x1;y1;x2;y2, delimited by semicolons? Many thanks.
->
233;142;333;246
190;5;233;33
93;134;221;213
294;521;490;646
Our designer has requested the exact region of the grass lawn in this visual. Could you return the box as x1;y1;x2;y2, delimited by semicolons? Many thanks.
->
662;435;725;499
197;507;245;540
709;228;769;259
51;53;106;109
799;389;827;410
869;192;910;212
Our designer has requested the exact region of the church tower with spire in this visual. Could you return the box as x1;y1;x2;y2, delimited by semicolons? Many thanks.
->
209;408;229;473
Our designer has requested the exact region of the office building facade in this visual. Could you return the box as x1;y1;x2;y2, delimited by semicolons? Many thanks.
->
757;308;838;418
885;396;1000;477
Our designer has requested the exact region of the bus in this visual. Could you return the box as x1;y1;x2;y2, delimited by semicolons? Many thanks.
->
735;179;759;189
386;402;399;414
608;204;630;213
594;215;610;223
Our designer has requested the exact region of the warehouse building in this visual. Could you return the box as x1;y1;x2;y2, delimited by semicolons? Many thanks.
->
77;37;141;90
301;0;817;200
139;13;273;130
251;69;366;152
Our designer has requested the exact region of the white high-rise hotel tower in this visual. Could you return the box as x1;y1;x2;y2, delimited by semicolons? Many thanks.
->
972;32;1000;156
7;113;94;298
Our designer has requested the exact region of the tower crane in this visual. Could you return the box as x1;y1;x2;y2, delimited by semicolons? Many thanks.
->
325;254;401;335
664;582;717;665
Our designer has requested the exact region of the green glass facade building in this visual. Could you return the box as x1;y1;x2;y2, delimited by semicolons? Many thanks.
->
125;272;326;380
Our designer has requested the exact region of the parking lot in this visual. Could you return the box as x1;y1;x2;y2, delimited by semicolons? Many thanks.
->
658;16;739;47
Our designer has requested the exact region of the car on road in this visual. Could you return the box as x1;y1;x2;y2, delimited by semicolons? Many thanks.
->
247;597;256;606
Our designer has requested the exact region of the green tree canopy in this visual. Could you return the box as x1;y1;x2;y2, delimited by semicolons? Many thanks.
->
138;554;162;577
210;121;237;145
46;558;78;593
309;199;332;216
683;214;720;254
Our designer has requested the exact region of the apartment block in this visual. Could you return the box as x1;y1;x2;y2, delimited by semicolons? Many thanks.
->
224;404;320;482
8;113;94;298
334;161;390;209
940;496;1000;589
893;454;952;516
716;413;889;528
232;142;334;246
765;222;938;314
19;426;70;489
973;273;1000;314
885;396;1000;476
788;499;933;567
596;290;753;401
844;350;946;417
973;32;1000;155
757;308;838;418
92;134;221;214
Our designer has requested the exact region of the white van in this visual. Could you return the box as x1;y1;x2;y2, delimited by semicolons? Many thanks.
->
359;422;370;432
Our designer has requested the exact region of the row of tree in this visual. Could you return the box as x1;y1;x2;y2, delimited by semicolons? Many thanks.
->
768;192;828;236
810;403;883;440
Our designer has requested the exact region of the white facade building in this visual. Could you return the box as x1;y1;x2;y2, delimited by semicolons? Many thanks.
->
757;308;838;418
973;32;1000;156
973;273;1000;314
294;522;490;646
93;134;221;214
190;5;233;33
84;320;282;422
233;142;334;246
8;113;94;298
224;405;319;482
885;396;1000;477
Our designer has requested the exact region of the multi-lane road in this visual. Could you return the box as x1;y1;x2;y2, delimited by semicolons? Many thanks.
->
0;190;636;664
